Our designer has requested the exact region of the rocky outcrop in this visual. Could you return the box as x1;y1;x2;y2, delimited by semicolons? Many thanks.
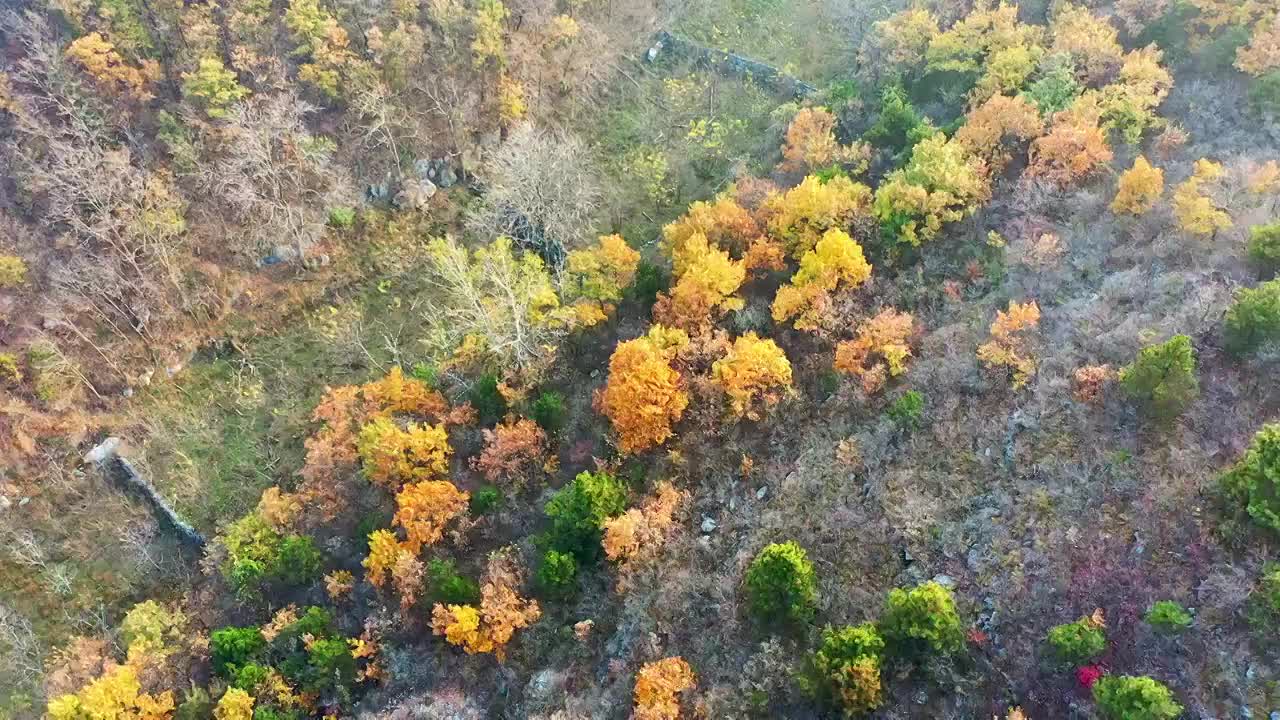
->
85;438;205;550
644;31;818;98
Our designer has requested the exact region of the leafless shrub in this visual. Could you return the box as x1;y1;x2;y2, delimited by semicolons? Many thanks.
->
465;124;601;266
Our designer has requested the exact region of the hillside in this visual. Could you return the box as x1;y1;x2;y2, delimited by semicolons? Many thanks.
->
2;1;1280;718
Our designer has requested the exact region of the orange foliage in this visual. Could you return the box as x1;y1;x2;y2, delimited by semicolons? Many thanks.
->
324;570;355;600
954;95;1044;170
362;366;449;418
833;309;915;394
391;550;425;610
779;107;870;174
64;33;155;100
633;657;696;720
472;417;549;488
710;333;793;419
1237;15;1280;76
1027;99;1113;186
602;482;688;589
393;480;469;553
976;301;1041;389
663;196;762;262
1073;364;1115;404
599;326;691;455
430;548;541;661
1111;156;1164;215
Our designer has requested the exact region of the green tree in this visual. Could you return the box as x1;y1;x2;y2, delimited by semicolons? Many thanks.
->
1224;279;1280;355
1118;335;1199;421
1220;424;1280;536
210;627;266;677
1145;601;1193;633
744;541;818;626
427;558;481;605
1046;616;1106;664
544;471;627;561
1092;675;1183;720
536;549;578;599
1247;222;1280;278
802;624;885;715
880;581;964;657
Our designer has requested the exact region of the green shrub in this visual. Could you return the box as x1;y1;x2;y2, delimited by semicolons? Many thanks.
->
221;514;324;595
469;486;503;516
1248;565;1280;635
327;207;356;229
468;373;507;426
802;623;885;715
887;390;924;429
1224;279;1280;355
0;256;28;288
300;637;357;695
277;535;323;585
1145;601;1193;633
282;606;333;641
536;549;578;599
544;470;627;561
531;390;567;433
1092;675;1183;720
1198;24;1252;71
744;541;818;626
232;662;271;691
210;627;266;677
1134;2;1197;63
427;558;481;605
880;581;965;657
864;86;930;156
1022;54;1081;116
1046;616;1106;664
1250;70;1280;116
1248;222;1280;279
627;260;667;310
1220;424;1280;536
1118;335;1199;421
410;362;439;386
0;354;21;384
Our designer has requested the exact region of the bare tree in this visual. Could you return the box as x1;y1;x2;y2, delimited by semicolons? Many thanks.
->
465;123;602;268
204;91;354;261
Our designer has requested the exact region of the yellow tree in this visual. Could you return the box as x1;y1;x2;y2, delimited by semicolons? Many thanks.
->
214;689;254;720
1236;16;1280;76
664;195;762;261
771;228;873;331
47;665;175;720
864;9;940;76
977;301;1041;389
1111;156;1164;215
1173;159;1233;236
633;657;696;720
762;175;873;258
564;234;641;326
599;326;690;454
655;233;746;332
1049;3;1124;84
357;417;452;490
393;480;470;552
954;95;1044;171
834;309;915;394
65;33;155;100
711;333;794;419
430;548;541;660
362;529;404;587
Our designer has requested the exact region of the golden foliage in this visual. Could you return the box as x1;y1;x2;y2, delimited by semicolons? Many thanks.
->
430;548;541;661
833;309;915;394
866;9;940;72
363;529;403;588
565;234;641;325
1173;159;1233;236
48;665;176;720
927;3;1044;75
954;94;1045;169
1049;4;1124;84
362;366;449;418
633;657;696;720
497;74;527;126
1027;98;1113;186
393;480;469;553
779;107;869;174
473;417;549;487
654;233;746;332
214;688;254;720
761;175;873;258
65;33;155;100
1237;16;1280;76
357;417;452;490
977;301;1041;389
324;570;355;600
1098;46;1173;143
664;196;762;263
602;482;687;588
1111;156;1165;215
1247;160;1280;195
771;228;873;331
599;326;691;454
711;333;794;419
972;43;1043;103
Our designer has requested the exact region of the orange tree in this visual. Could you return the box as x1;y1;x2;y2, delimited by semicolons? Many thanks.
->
710;333;794;419
598;326;690;454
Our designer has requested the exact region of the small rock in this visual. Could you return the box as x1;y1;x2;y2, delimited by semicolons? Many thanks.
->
729;496;736;511
83;437;122;465
755;486;768;500
1267;711;1278;720
589;369;600;379
700;517;717;534
437;162;458;188
698;535;712;550
122;387;134;398
524;669;565;705
0;496;10;511
18;497;30;507
902;548;914;563
913;690;928;705
932;574;955;589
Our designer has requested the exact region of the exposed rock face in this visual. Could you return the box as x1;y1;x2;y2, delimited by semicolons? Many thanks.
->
644;31;817;98
84;437;205;550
